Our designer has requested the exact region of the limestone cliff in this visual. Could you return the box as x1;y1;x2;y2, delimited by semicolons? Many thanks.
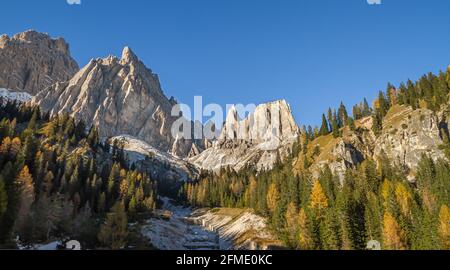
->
0;30;79;94
189;100;300;172
296;104;449;182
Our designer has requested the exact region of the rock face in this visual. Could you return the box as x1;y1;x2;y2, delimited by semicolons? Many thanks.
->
0;30;79;94
189;100;300;172
33;47;196;157
189;208;284;250
300;104;448;182
373;106;447;177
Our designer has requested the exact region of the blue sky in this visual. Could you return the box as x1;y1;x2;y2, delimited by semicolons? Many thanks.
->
1;0;450;126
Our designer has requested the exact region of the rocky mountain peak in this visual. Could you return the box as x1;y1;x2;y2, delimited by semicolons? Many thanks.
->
0;30;79;94
32;46;196;158
219;99;299;144
190;99;300;172
121;46;139;64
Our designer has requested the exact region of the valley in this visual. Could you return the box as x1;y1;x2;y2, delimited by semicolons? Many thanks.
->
0;30;448;250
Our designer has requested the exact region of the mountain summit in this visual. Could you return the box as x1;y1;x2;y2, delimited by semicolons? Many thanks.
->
32;46;195;157
190;99;300;172
0;30;79;94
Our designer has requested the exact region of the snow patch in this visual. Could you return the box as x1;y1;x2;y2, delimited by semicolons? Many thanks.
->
0;88;33;103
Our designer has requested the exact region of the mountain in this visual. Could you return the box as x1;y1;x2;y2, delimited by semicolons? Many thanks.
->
0;30;79;95
33;46;198;158
294;104;449;183
189;100;300;172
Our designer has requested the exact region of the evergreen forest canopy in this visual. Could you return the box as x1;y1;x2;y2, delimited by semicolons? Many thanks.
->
0;100;157;249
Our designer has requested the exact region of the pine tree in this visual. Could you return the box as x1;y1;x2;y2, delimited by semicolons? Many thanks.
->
320;209;341;250
98;202;129;250
27;108;39;130
372;112;383;136
319;114;330;136
338;102;348;127
87;126;99;149
353;105;362;120
297;208;314;250
362;98;371;117
285;202;298;246
331;111;340;138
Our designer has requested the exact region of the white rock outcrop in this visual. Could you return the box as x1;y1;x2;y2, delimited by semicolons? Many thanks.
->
189;100;300;172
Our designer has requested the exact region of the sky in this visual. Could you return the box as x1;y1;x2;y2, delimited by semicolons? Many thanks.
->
1;0;450;126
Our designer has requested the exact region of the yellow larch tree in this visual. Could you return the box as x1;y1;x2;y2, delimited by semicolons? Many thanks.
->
382;212;407;250
310;180;328;213
438;205;450;249
266;183;280;213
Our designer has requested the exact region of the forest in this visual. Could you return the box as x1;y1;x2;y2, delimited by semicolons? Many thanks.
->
181;69;450;250
0;100;157;249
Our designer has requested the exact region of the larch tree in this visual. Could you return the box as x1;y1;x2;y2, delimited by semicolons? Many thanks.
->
394;182;412;218
382;212;407;250
310;180;328;216
266;183;280;214
438;205;450;249
15;166;35;241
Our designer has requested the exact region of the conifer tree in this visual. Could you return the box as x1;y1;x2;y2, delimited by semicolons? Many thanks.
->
15;166;35;242
362;98;371;117
319;114;330;136
98;202;129;250
338;102;348;127
285;202;298;246
267;183;280;214
310;181;328;216
320;209;341;250
382;212;407;250
394;182;412;218
438;205;450;249
297;208;314;250
331;111;340;138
